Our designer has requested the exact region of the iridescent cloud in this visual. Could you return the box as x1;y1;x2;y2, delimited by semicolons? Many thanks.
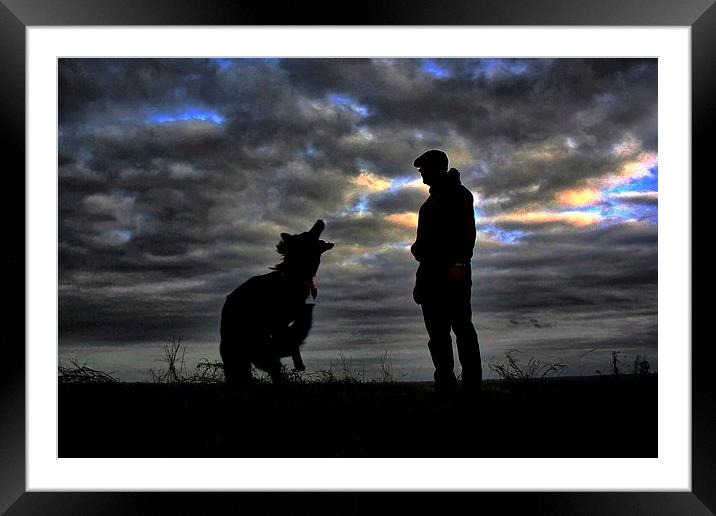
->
352;171;391;193
385;212;419;229
484;209;604;228
556;188;602;208
598;152;658;190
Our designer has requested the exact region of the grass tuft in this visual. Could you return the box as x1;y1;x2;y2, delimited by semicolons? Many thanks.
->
489;349;566;382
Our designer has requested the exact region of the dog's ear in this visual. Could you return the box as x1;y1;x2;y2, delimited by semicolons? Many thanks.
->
280;232;293;242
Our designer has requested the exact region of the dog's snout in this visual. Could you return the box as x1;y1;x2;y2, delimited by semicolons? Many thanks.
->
309;219;325;237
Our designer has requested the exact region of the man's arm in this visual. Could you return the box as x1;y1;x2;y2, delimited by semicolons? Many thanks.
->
410;206;425;262
446;189;475;281
454;188;476;264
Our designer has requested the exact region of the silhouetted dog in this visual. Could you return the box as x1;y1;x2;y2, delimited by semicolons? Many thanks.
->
220;219;334;384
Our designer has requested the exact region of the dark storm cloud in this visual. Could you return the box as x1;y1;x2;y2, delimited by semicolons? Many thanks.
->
328;216;414;247
609;192;659;205
472;223;657;314
280;58;657;213
370;188;427;215
58;58;657;375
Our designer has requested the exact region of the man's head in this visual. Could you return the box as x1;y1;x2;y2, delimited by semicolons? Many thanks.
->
414;149;449;186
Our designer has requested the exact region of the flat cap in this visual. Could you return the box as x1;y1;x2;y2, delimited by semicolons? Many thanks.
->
413;149;448;169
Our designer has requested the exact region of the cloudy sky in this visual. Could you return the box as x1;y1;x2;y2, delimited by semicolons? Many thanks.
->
58;58;657;380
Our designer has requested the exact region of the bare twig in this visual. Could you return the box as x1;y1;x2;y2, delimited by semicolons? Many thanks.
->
58;358;118;384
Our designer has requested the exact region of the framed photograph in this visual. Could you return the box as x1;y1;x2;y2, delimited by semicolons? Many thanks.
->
5;0;711;513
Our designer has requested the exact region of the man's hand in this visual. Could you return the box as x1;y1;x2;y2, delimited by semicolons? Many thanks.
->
448;263;467;282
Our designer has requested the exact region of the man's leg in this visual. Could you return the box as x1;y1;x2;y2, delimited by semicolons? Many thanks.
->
449;281;482;391
421;301;457;390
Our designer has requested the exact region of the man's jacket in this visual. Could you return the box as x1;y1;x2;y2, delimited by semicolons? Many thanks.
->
410;168;476;268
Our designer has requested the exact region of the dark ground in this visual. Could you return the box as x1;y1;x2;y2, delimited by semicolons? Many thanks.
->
59;375;657;457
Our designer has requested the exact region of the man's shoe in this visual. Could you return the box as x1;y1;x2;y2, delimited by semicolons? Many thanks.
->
461;379;482;395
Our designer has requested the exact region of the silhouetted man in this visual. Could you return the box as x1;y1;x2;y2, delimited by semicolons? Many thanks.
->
411;149;482;393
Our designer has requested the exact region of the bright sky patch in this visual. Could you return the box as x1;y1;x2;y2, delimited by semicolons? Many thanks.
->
352;196;370;215
386;212;418;229
212;58;232;70
389;175;424;192
603;200;657;224
556;187;602;207
148;109;225;125
487;209;603;228
328;94;369;117
597;152;658;190
476;58;529;78
605;166;658;195
353;171;391;193
421;60;451;79
549;158;659;225
480;226;527;244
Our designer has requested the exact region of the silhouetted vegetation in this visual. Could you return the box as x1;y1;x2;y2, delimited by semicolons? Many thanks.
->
488;349;567;382
58;342;656;457
58;358;118;384
149;337;188;383
301;349;394;384
59;374;657;458
135;339;395;386
632;354;651;376
595;351;653;377
147;338;226;384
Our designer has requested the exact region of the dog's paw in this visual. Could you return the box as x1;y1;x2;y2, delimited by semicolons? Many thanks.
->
293;363;306;372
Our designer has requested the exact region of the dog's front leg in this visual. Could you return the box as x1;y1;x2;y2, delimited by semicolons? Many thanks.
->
291;350;306;371
275;331;306;371
288;304;313;371
289;304;314;342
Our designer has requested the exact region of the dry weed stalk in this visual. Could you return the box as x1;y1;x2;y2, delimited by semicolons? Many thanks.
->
489;349;566;381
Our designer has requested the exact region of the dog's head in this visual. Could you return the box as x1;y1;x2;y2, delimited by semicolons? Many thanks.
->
275;219;334;278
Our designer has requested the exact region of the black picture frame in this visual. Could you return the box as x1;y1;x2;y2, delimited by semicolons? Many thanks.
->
3;0;711;514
